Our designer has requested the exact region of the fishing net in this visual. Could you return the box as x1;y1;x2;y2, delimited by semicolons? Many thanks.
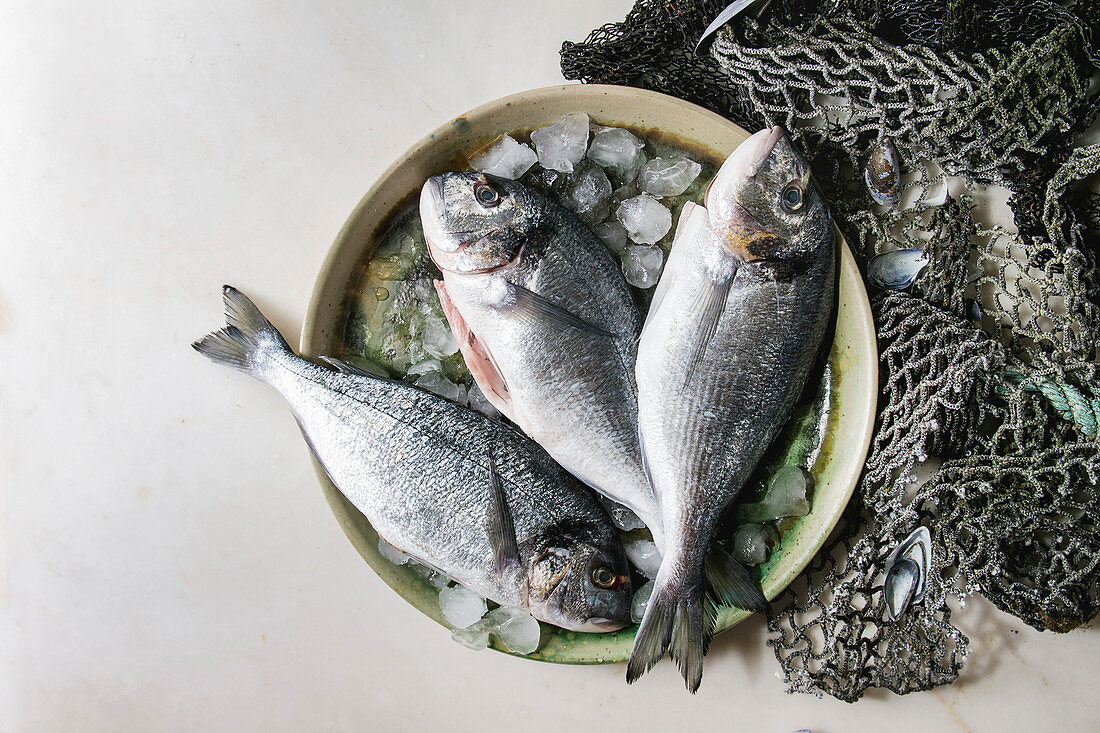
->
562;0;1100;702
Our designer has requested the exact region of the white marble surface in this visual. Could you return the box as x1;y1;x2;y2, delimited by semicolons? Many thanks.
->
3;2;1098;730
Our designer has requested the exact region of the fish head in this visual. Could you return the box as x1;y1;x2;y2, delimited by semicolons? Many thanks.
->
704;126;831;265
420;172;540;274
525;534;632;632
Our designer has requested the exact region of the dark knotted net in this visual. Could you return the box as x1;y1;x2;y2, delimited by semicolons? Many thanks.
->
562;0;1100;701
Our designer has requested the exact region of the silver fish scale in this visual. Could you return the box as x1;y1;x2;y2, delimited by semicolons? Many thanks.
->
263;348;613;606
441;197;662;541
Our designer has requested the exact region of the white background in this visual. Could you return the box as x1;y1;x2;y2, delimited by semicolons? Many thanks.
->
3;2;1098;730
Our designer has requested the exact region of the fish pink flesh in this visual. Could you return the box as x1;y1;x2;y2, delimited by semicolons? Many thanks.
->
433;279;515;419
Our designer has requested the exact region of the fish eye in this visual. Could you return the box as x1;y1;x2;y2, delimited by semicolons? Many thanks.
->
781;184;803;212
591;566;617;589
474;182;502;208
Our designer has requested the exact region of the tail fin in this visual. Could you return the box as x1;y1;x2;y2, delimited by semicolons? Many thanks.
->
192;285;292;376
627;565;716;693
626;546;770;693
704;544;771;617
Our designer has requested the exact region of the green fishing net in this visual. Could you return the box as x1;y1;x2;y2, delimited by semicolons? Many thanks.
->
562;0;1100;702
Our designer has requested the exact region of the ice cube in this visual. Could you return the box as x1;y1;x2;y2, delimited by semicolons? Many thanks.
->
623;533;662;579
593;221;630;253
732;523;779;566
421;315;459;358
467;383;500;418
410;562;450;589
488;607;542;654
577;201;610;227
567;165;612;211
406;338;428;367
530;113;590;173
438;584;488;629
617;195;672;245
600;496;645;531
414;371;463;402
377;538;411;566
468;134;538;180
738;466;811;523
631;580;655;623
621;245;665;289
522;164;570;197
412;277;435;302
611;181;639;207
638;157;703;197
451;617;491;650
587;127;646;179
406;358;442;377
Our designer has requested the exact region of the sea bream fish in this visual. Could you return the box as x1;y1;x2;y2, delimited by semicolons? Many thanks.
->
629;127;836;691
419;172;664;548
193;286;632;632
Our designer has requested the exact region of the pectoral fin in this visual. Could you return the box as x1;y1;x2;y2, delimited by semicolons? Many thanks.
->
319;356;375;377
680;268;735;391
506;281;614;339
486;454;523;582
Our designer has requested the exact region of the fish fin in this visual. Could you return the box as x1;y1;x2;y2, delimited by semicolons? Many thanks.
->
486;454;522;580
679;271;735;392
319;356;372;377
506;281;614;339
434;280;514;419
645;202;709;334
192;285;292;377
704;544;771;616
627;565;715;693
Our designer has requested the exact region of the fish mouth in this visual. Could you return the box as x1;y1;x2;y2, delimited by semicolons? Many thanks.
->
578;617;629;632
420;177;457;253
745;125;783;178
419;179;488;257
705;125;785;211
421;176;516;274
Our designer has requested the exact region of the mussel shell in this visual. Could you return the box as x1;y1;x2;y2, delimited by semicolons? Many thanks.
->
865;137;901;207
867;248;929;290
884;557;921;621
884;525;931;607
965;298;982;326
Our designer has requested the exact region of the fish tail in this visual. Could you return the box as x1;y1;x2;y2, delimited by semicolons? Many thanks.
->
627;562;715;693
192;285;292;378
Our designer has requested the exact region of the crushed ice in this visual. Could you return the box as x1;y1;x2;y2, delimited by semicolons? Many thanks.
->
631;580;655;623
732;523;779;566
622;532;661;579
739;466;811;523
466;383;499;418
587;126;646;179
468;134;538;180
638;157;702;197
438;584;488;629
621;245;665;289
617;194;672;245
449;604;541;654
531;112;590;173
593;220;630;253
377;538;412;566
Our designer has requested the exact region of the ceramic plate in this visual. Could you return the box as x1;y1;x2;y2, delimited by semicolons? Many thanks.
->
301;84;877;664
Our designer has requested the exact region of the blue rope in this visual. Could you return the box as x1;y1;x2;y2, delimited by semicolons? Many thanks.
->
998;370;1100;436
